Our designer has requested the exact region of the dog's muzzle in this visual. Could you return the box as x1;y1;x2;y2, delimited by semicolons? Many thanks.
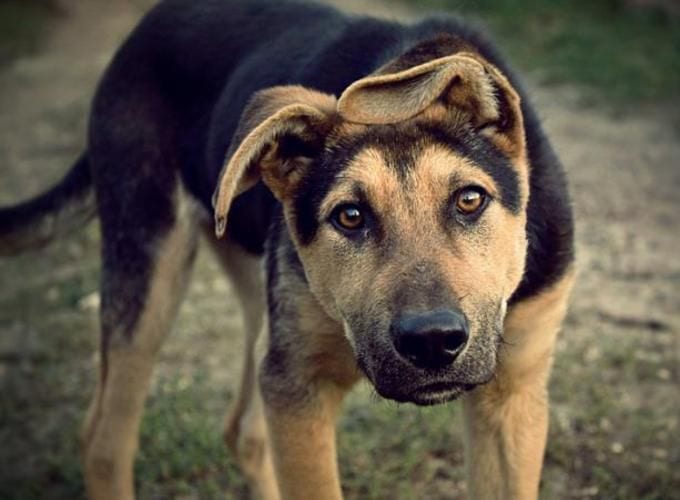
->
352;307;499;406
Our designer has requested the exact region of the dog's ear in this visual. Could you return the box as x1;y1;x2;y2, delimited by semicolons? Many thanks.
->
213;86;337;237
337;52;525;160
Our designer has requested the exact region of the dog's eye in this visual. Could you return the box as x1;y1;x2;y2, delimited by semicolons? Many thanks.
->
331;204;364;232
455;187;487;215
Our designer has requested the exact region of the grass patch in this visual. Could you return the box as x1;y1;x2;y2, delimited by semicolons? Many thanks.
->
0;227;676;498
0;229;99;500
407;0;680;102
1;232;678;498
0;0;60;66
340;387;466;499
136;372;246;499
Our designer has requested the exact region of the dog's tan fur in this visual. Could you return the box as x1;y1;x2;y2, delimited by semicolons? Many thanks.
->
74;47;572;500
0;2;577;497
213;87;338;233
205;51;572;500
463;270;575;500
227;275;576;500
203;235;279;499
259;287;359;499
81;189;200;500
337;51;527;162
293;142;527;345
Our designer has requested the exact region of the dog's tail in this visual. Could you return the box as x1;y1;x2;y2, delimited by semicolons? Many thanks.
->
0;153;96;256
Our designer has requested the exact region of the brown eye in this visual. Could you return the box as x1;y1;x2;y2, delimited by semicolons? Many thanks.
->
332;204;364;231
455;187;486;215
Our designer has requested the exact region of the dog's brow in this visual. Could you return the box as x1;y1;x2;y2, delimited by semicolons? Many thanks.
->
416;125;521;213
336;124;520;213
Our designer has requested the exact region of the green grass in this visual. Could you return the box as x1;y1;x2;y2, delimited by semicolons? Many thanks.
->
408;0;680;103
136;372;246;499
545;326;679;499
0;227;464;499
1;234;676;499
0;0;60;66
340;390;466;499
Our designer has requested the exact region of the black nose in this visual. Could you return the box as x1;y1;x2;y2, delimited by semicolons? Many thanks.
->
391;310;469;369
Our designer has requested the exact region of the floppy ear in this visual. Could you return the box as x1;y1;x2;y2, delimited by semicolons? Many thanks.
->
337;52;525;160
213;86;337;238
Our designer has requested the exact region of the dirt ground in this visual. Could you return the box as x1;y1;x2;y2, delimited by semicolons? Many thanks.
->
1;1;678;499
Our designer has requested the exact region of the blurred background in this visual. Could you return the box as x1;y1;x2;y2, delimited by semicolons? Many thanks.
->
0;0;678;498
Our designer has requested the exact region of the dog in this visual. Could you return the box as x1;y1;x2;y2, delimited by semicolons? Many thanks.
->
0;0;575;498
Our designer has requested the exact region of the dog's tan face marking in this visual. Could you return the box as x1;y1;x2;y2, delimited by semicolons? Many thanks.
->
213;50;531;404
282;122;528;404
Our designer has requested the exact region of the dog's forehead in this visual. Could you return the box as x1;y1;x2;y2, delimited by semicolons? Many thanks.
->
321;143;479;212
292;121;522;245
325;123;520;207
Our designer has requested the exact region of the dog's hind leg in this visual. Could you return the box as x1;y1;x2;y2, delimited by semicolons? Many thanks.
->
79;66;202;497
81;188;199;500
205;237;280;499
462;271;575;500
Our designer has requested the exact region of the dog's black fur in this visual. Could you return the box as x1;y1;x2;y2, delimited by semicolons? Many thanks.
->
1;0;572;305
0;1;574;496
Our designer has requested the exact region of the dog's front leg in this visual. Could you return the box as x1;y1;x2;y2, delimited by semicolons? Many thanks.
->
263;379;346;500
258;328;359;500
461;273;574;500
462;362;551;500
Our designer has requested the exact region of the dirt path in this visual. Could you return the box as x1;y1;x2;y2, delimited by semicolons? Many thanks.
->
1;1;678;498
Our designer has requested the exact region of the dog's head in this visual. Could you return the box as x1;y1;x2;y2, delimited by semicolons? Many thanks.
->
214;49;529;405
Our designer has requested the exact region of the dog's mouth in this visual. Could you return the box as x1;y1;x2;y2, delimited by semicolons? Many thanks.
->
354;330;500;406
374;378;483;406
403;381;477;406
